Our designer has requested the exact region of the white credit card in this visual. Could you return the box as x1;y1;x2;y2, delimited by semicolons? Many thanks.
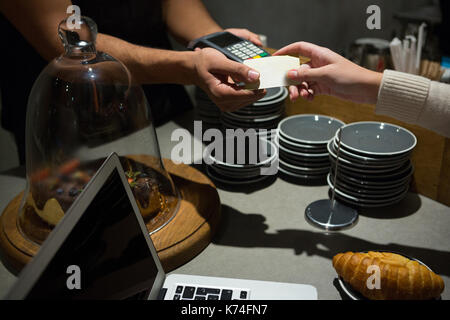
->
243;56;301;90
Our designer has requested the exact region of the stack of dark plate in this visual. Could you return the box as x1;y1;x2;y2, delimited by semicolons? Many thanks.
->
194;87;222;126
221;87;288;136
204;136;278;185
327;122;417;208
277;114;345;179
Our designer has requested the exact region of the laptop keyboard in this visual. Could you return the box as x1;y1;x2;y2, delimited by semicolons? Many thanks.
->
159;285;249;300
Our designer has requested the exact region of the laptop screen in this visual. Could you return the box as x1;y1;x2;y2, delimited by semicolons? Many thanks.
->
24;168;159;299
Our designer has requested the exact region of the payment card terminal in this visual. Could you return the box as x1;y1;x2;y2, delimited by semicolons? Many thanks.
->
187;31;271;63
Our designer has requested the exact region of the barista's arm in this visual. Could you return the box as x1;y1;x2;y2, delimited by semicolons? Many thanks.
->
0;0;194;83
0;0;264;111
162;0;262;46
0;0;67;62
162;0;221;44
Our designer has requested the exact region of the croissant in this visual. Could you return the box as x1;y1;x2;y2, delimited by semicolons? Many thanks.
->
333;251;444;300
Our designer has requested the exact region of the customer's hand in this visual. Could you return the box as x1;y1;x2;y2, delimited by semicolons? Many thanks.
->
193;47;266;112
274;42;382;104
226;28;263;47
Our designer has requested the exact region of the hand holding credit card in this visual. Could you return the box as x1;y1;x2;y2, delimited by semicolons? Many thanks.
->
242;56;302;90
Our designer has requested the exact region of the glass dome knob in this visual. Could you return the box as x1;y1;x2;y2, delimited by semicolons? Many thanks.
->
58;16;97;56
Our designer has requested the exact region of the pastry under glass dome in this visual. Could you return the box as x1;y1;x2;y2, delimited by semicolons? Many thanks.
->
18;16;180;244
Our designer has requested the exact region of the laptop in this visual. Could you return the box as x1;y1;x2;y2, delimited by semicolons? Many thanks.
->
5;153;317;300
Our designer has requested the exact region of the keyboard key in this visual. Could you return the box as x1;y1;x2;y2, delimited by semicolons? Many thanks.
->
207;295;219;300
182;286;195;299
196;287;221;295
196;288;206;295
174;294;181;300
240;291;248;299
157;288;167;300
195;296;206;300
175;286;183;294
221;289;233;300
207;288;221;294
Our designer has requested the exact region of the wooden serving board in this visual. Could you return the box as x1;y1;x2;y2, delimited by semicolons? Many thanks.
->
0;159;221;275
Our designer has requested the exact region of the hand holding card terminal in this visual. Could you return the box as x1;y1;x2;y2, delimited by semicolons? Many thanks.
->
187;31;271;63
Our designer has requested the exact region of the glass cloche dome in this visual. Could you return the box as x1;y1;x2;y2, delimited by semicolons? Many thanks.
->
18;16;180;244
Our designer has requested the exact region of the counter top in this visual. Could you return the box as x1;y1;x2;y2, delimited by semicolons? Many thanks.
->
1;110;449;300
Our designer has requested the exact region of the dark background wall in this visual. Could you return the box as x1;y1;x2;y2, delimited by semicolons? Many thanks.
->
202;0;437;55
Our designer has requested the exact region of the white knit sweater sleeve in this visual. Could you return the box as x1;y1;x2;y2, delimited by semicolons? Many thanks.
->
376;70;450;138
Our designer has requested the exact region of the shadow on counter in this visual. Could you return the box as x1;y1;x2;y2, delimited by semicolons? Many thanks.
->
212;204;450;277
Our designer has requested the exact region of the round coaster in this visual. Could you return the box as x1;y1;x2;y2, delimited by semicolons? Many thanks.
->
305;199;358;231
